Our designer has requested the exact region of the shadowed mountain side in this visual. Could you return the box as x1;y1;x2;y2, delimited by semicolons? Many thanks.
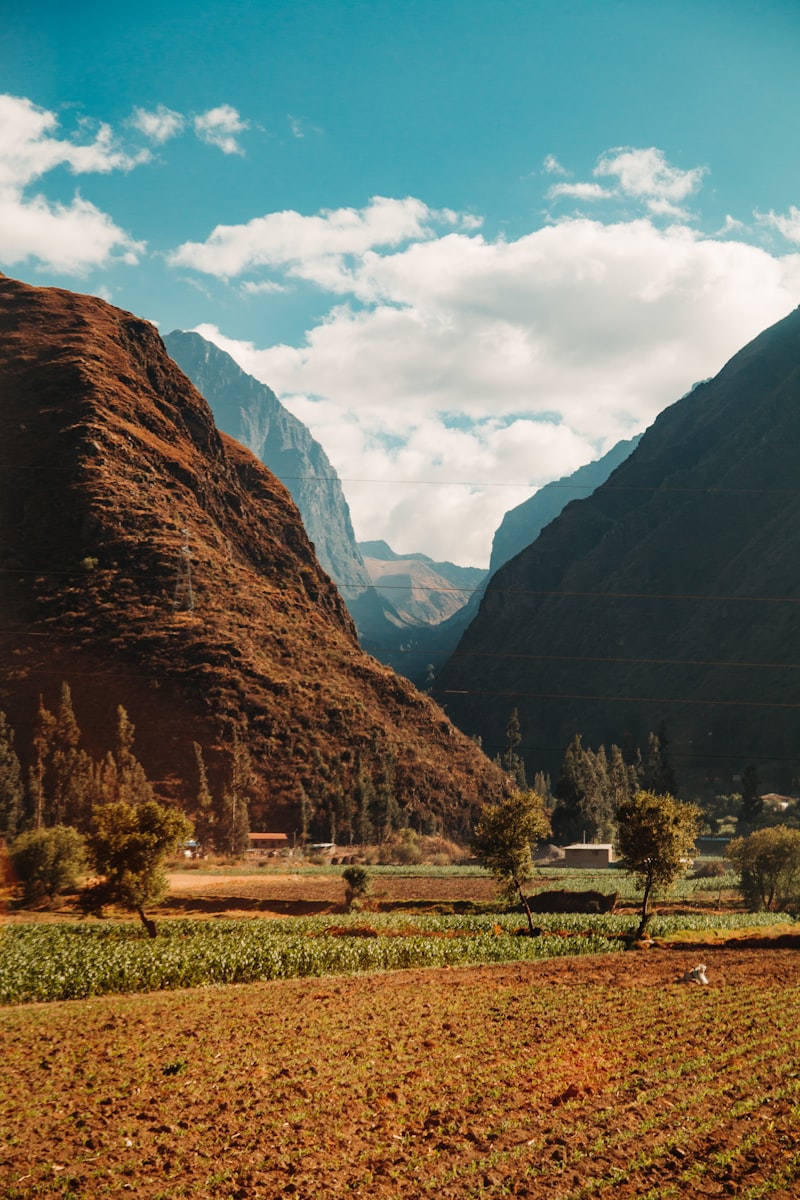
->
0;275;508;835
435;306;800;794
489;435;641;574
163;331;404;645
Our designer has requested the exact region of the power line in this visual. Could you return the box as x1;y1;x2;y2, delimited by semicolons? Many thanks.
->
1;462;800;497
436;686;800;710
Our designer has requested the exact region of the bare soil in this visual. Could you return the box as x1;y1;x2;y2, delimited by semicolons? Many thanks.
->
4;947;800;1198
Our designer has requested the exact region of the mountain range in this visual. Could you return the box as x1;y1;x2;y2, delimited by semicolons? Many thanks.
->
0;275;508;836
435;305;800;795
163;330;405;647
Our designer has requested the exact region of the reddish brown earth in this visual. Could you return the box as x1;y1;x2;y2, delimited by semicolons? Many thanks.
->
0;274;508;833
3;948;800;1199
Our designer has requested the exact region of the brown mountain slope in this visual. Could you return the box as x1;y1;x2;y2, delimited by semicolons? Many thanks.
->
0;275;506;835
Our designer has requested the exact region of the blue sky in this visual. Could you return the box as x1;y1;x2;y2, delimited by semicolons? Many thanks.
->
3;0;800;563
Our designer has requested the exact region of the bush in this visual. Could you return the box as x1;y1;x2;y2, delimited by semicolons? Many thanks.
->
691;860;730;879
727;826;800;912
9;825;86;902
343;865;370;909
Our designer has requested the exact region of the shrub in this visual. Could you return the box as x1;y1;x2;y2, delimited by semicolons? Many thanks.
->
9;825;87;902
727;826;800;912
343;865;371;909
691;860;730;879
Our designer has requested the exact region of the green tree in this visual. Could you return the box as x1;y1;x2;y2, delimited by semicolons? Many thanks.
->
736;763;763;835
191;742;215;851
9;825;87;902
0;711;24;838
471;789;551;935
372;750;401;843
83;799;192;936
727;826;800;912
29;694;57;828
499;707;527;789
642;728;677;796
218;726;252;856
298;783;312;846
114;706;154;807
552;734;614;843
617;790;701;939
49;683;95;830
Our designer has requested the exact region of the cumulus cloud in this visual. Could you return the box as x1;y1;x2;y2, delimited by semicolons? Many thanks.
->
130;104;185;144
547;147;708;222
193;105;249;155
0;94;145;272
188;210;800;564
595;146;707;216
758;205;800;245
168;196;467;287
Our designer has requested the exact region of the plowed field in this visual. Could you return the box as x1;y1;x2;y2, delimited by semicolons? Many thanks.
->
3;946;800;1199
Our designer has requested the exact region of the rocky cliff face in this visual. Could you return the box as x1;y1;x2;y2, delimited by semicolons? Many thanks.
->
359;540;486;627
0;275;507;835
163;331;403;645
436;307;800;794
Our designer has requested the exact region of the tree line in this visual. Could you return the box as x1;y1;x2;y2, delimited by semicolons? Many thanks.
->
496;709;678;846
0;681;252;855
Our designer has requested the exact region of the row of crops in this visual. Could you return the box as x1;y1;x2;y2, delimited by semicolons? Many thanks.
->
0;909;788;1005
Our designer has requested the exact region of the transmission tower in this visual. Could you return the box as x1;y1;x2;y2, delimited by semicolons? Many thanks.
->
173;525;195;612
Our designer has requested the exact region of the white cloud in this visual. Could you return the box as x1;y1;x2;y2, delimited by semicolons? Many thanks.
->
0;94;146;272
189;212;800;565
0;191;143;272
547;181;610;202
168;196;466;286
241;279;288;295
288;114;322;139
595;146;707;214
0;94;148;189
130;104;185;144
758;205;800;245
193;105;248;155
543;154;567;176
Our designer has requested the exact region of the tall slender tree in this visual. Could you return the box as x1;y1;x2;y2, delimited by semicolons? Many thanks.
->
0;711;24;838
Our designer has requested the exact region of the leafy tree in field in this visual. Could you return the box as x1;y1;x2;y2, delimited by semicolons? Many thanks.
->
617;790;702;939
9;825;87;902
0;711;24;838
736;763;763;835
83;800;192;936
471;789;551;935
726;826;800;912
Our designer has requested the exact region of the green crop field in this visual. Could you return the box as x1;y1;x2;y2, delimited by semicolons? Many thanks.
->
0;910;788;1004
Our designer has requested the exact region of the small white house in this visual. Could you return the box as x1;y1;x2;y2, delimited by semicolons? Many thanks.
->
563;843;615;869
